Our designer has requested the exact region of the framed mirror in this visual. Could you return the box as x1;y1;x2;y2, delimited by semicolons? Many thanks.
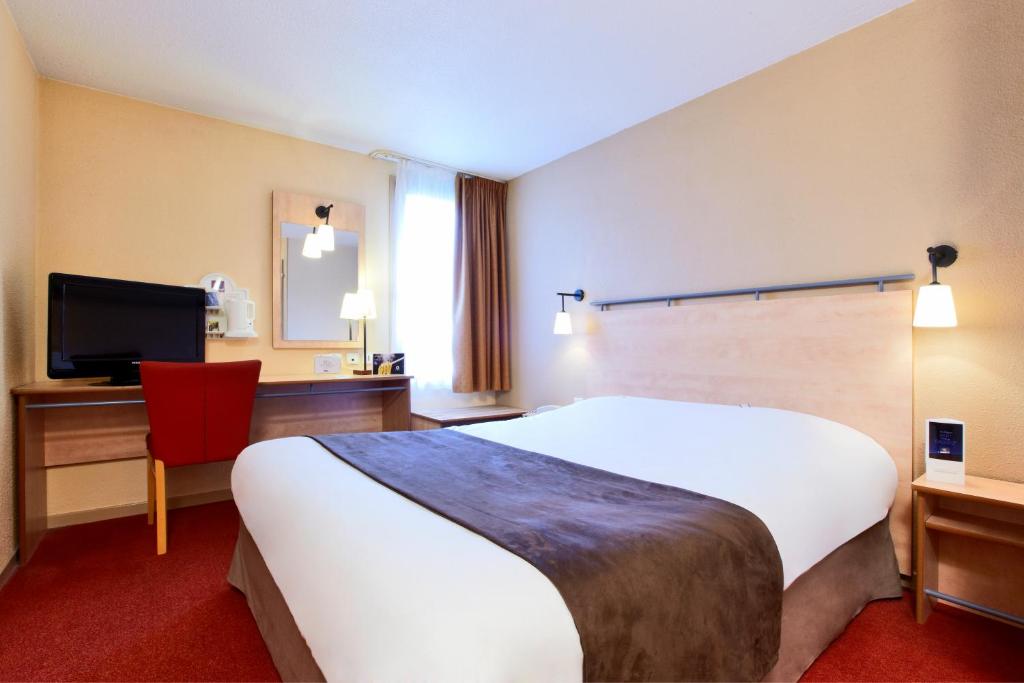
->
272;190;365;348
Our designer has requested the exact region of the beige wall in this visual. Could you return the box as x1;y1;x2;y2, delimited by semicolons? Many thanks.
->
507;0;1024;484
506;0;1024;611
0;1;38;566
37;80;396;516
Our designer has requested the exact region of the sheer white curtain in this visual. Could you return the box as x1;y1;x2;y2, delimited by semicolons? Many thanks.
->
391;160;457;390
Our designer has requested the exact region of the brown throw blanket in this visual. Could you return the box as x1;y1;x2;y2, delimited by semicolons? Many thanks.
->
312;429;783;682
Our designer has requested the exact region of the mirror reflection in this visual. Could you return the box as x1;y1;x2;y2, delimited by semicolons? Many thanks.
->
281;222;360;341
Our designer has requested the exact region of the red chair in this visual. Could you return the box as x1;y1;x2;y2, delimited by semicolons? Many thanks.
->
140;360;261;554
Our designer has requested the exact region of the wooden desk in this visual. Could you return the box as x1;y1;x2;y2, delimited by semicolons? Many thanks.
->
412;405;526;430
13;373;411;564
912;474;1024;626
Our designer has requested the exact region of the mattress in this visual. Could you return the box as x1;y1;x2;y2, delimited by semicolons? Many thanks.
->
231;396;898;681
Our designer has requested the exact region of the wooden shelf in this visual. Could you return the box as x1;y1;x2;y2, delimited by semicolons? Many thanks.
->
925;509;1024;549
912;474;1024;511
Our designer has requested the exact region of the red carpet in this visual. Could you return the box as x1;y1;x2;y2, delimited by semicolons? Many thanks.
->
0;502;278;682
0;501;1021;681
802;591;1024;681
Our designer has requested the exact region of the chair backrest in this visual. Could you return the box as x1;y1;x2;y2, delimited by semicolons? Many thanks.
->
141;360;262;468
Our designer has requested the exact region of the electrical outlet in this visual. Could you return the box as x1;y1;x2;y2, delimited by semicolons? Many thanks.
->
345;352;360;365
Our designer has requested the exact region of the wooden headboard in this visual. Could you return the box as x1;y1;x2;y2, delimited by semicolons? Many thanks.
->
585;290;913;572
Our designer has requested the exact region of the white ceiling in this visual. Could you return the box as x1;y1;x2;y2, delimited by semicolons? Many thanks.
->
7;0;909;179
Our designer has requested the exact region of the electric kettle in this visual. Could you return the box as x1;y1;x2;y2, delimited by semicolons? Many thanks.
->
225;294;257;337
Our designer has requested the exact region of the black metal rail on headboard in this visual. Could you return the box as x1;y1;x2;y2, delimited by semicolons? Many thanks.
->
590;273;915;311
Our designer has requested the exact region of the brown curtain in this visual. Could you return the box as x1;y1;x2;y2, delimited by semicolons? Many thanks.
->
453;175;511;393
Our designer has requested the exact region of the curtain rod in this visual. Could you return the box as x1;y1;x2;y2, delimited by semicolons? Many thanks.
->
368;149;506;183
591;273;915;310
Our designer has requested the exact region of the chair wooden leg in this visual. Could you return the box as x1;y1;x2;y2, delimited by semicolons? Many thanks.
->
146;455;155;526
155;459;167;555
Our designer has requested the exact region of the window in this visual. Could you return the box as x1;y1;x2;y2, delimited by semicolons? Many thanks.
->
391;160;457;390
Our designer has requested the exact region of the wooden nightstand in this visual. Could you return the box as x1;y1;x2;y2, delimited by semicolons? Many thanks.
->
912;474;1024;626
411;405;527;430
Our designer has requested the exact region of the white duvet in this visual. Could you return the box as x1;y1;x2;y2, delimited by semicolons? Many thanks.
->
232;396;897;682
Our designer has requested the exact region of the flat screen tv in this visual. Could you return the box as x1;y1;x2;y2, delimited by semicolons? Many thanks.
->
48;273;206;385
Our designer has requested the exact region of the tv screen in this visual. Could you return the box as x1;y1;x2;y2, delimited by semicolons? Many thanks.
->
48;273;206;383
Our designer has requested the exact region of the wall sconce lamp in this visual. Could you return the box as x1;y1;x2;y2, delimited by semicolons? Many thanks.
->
315;204;335;252
554;289;585;335
913;244;958;328
301;232;322;259
301;204;335;259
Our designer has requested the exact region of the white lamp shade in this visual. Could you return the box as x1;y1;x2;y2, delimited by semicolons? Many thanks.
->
340;289;377;320
339;293;360;320
913;284;957;327
315;223;335;251
358;289;377;320
553;310;573;335
301;232;322;258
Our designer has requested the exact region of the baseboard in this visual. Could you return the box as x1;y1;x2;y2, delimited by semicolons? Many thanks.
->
47;489;234;529
0;551;17;591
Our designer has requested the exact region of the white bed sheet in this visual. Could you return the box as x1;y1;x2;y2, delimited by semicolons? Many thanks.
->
232;396;897;682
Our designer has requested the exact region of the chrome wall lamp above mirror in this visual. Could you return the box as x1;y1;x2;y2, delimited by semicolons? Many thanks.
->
554;289;585;335
272;191;366;349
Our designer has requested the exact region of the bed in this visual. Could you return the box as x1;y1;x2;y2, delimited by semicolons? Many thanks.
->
230;397;902;681
229;289;912;681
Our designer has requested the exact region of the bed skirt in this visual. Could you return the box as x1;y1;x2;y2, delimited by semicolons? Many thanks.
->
228;515;901;682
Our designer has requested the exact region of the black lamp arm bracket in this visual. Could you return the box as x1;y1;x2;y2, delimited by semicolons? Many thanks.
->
556;289;585;312
315;204;334;223
926;244;958;284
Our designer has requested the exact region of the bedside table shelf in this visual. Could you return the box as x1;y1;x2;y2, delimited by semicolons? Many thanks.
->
912;474;1024;627
924;509;1024;549
913;475;1024;509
